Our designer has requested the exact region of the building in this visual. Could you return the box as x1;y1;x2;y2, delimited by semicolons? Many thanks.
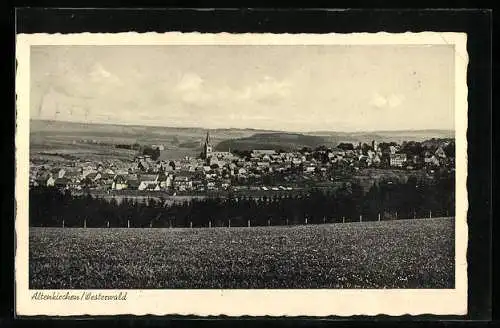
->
46;176;56;187
435;146;447;159
252;150;276;157
202;131;213;159
390;153;407;167
424;155;440;167
173;172;196;191
112;175;128;190
138;181;160;191
370;154;382;166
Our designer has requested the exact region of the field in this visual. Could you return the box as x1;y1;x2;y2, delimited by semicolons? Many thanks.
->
30;119;454;162
29;217;454;289
30;119;269;162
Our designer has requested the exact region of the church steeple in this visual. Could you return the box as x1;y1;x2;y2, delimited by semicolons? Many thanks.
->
203;130;213;159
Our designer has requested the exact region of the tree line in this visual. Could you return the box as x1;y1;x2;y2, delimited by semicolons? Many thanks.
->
29;169;454;228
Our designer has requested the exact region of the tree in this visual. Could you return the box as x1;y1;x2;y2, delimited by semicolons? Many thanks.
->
300;147;312;154
443;142;455;158
361;143;371;155
142;146;160;161
337;143;354;151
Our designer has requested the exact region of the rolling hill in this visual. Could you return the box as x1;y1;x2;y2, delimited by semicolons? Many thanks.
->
214;133;331;152
30;119;455;160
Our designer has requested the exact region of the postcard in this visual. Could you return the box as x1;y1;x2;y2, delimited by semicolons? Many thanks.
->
15;31;468;316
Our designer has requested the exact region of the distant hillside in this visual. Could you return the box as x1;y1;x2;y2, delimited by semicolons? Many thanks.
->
31;119;455;158
214;129;455;152
30;119;277;160
215;133;332;152
307;130;455;144
30;119;273;150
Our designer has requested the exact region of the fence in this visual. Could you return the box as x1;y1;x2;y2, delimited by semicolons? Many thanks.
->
45;210;452;229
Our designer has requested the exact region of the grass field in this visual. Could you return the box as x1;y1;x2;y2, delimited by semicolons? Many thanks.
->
29;217;454;289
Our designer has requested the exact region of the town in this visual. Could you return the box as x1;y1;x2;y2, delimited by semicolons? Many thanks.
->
30;131;455;196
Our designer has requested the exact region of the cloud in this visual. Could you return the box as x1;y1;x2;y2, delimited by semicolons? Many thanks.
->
387;94;405;108
370;92;405;109
240;76;291;102
174;73;212;106
176;72;204;92
173;73;292;107
370;92;387;108
89;63;112;80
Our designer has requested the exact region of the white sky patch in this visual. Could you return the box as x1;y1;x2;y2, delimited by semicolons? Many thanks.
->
387;94;405;108
176;72;204;92
370;92;387;108
244;76;292;102
370;92;405;109
89;63;112;80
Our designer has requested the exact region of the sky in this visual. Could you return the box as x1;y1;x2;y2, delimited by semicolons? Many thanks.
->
30;45;455;132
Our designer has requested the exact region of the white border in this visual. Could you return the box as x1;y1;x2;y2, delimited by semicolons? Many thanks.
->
15;32;468;316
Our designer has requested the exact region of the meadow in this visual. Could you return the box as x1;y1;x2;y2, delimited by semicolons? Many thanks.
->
29;217;454;289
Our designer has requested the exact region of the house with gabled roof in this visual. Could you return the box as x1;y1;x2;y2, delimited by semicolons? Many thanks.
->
424;155;440;167
173;171;198;191
112;175;128;190
157;172;173;189
127;176;140;190
390;153;407;167
137;173;159;191
86;172;102;182
435;146;447;159
138;181;160;191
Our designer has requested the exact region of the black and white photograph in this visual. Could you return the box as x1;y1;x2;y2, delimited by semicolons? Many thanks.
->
15;32;468;316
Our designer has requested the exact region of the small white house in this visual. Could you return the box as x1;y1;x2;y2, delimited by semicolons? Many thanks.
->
46;176;56;187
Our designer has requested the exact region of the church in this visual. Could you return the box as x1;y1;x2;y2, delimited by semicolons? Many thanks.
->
202;131;233;160
202;131;213;159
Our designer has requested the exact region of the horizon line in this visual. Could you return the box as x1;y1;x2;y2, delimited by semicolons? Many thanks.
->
30;118;456;134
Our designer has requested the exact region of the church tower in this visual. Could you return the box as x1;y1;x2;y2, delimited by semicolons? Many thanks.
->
203;131;213;159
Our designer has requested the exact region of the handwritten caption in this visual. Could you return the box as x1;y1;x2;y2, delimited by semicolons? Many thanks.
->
31;291;128;301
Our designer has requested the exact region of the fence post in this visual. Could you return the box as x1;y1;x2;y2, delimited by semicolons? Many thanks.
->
268;219;271;226
395;211;398;220
228;219;231;228
248;219;251;227
84;219;87;228
429;210;432;218
305;217;308;225
378;213;381;221
127;220;130;228
342;216;345;224
62;219;65;228
190;221;193;228
107;221;110;228
359;215;362;222
209;220;211;228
